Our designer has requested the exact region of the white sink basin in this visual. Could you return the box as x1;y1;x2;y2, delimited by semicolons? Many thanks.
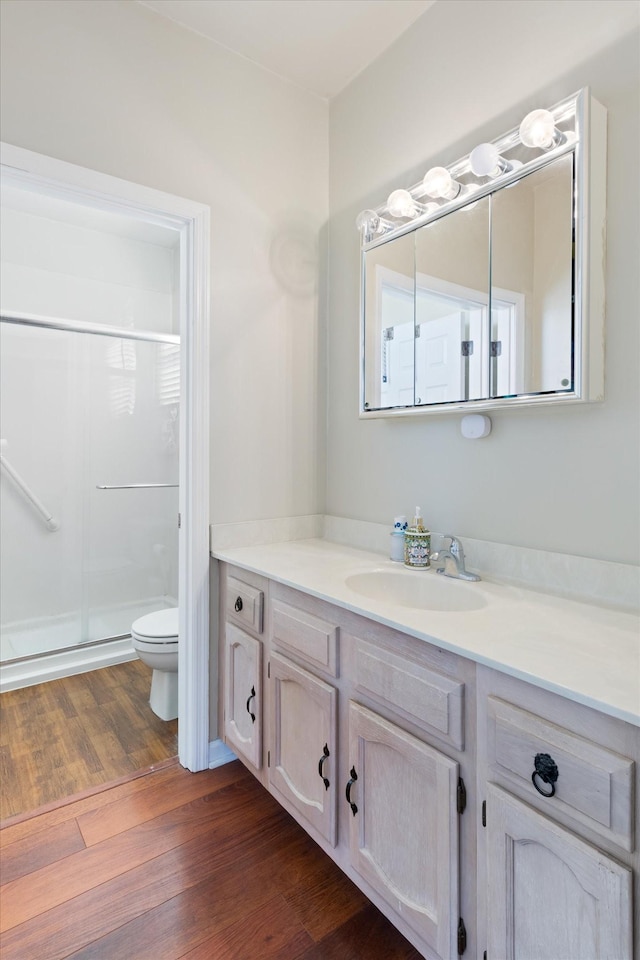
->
345;569;487;612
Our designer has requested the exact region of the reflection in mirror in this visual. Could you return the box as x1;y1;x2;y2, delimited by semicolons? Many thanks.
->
363;231;414;410
491;154;574;397
414;198;490;404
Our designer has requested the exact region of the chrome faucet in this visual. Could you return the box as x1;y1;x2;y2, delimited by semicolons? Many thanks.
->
431;536;480;581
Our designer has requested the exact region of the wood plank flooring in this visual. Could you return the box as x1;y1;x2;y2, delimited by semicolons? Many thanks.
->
0;760;422;959
0;660;178;819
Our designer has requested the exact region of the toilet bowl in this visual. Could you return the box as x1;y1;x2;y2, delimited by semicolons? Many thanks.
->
131;607;179;721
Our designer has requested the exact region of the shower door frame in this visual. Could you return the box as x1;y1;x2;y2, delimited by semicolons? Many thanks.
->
0;142;211;772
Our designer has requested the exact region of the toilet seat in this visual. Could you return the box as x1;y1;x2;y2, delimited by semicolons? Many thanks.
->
131;607;178;644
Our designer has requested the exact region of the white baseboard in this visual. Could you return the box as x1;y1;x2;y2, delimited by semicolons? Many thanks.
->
208;738;237;769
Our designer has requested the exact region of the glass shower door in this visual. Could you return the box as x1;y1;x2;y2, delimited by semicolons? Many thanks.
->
0;323;85;659
0;179;181;667
85;335;179;641
0;325;180;661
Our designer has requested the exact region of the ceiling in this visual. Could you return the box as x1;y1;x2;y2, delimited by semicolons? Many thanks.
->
137;0;436;99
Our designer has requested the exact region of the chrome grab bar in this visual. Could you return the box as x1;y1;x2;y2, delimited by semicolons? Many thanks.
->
0;451;60;531
96;484;178;489
1;311;180;345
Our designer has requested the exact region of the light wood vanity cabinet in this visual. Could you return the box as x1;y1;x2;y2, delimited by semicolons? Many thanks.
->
347;700;461;956
477;666;637;960
219;563;639;959
342;621;472;958
484;784;632;959
221;568;266;770
268;651;338;846
223;622;262;768
267;596;340;846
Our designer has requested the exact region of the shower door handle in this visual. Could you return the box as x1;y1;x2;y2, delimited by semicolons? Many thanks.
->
96;484;178;489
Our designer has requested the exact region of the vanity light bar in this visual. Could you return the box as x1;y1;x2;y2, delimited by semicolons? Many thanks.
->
356;91;581;245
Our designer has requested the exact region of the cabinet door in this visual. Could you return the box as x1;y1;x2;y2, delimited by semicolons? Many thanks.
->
269;652;337;846
347;701;459;959
224;622;262;769
485;784;632;960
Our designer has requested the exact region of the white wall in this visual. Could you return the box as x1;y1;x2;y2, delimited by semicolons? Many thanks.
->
0;207;179;634
328;0;640;564
0;0;329;526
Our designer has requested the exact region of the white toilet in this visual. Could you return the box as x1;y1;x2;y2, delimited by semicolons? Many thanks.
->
131;607;179;721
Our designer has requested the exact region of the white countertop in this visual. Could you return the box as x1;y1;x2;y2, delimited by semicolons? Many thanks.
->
212;538;640;727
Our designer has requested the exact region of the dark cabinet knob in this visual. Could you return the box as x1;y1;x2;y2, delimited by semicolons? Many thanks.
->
345;766;358;816
245;685;256;723
234;596;243;613
532;752;559;797
318;743;330;790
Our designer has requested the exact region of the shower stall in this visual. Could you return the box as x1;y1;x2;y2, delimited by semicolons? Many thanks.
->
0;181;181;691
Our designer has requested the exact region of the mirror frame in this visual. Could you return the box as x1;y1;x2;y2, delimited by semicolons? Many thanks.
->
358;88;607;418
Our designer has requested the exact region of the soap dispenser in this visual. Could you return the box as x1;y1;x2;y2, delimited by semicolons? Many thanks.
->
403;507;431;569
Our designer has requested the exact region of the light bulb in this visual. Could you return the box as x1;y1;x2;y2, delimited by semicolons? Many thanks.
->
356;209;378;232
519;109;563;150
469;143;523;179
423;166;461;200
387;189;419;218
470;143;506;178
355;209;393;238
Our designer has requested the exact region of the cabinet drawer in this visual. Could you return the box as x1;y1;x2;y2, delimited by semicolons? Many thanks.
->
271;600;338;677
352;636;464;751
487;696;634;851
227;576;263;635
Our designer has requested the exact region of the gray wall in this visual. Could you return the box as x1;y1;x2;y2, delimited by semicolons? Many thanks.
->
0;0;329;527
2;0;639;567
327;0;640;565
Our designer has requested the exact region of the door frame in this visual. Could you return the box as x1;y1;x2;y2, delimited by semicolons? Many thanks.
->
0;142;211;771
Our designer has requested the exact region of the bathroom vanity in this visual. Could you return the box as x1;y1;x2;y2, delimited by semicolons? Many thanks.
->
215;540;639;960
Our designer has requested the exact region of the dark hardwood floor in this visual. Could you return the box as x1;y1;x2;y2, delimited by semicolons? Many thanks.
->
0;759;422;959
0;660;178;819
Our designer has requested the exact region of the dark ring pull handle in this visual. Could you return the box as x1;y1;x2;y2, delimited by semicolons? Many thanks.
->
532;752;558;797
234;596;243;613
318;743;330;790
345;766;358;816
246;685;256;723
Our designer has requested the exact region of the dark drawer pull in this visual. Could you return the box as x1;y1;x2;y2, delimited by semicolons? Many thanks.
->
345;766;358;816
532;752;558;797
234;596;243;613
318;743;330;790
246;685;256;723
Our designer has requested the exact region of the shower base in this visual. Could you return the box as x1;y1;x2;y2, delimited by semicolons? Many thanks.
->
0;597;176;692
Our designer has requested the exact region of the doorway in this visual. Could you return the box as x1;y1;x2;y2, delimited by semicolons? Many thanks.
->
0;142;210;775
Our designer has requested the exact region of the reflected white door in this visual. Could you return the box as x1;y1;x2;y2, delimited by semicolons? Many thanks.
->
415;313;464;404
380;285;414;408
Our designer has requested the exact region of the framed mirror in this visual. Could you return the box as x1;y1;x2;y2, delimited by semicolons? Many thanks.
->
358;89;606;418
